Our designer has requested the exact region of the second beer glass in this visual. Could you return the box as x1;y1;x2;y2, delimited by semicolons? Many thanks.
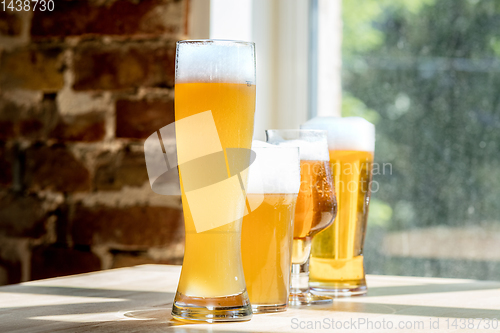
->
241;144;300;313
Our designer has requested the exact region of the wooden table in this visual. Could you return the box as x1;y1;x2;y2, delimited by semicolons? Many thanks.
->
1;265;499;332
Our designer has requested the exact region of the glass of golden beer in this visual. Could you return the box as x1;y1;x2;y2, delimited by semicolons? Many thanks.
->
266;130;337;305
241;143;300;313
302;117;375;296
172;40;256;322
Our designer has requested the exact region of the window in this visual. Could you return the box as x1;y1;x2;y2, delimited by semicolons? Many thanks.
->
189;0;500;280
342;0;500;280
192;0;315;140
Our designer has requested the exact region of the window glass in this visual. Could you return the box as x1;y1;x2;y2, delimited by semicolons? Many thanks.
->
342;0;500;280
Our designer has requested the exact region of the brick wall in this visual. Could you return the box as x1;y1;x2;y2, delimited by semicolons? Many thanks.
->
0;0;188;285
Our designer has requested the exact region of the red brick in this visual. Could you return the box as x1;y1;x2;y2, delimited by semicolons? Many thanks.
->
49;112;106;142
0;99;23;140
111;252;156;269
31;0;184;39
0;46;64;91
0;94;106;142
0;143;13;188
71;204;183;248
19;119;44;136
0;95;105;142
53;204;71;245
0;96;59;141
116;97;174;139
72;43;175;91
0;191;48;238
0;11;22;36
30;245;101;281
0;260;21;286
111;251;182;268
0;121;15;141
24;144;90;192
94;146;149;191
19;98;59;140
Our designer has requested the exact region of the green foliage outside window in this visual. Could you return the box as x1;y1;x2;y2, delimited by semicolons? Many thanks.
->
343;0;500;279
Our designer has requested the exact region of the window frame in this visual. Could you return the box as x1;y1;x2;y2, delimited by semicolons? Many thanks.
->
187;0;342;140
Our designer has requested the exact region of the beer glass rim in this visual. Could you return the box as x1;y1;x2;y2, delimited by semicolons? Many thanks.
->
265;129;330;161
252;145;299;151
177;39;255;47
265;129;328;140
266;129;327;135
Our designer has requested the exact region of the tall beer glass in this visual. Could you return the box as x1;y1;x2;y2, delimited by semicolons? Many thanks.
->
266;130;337;305
172;40;255;322
241;143;300;313
302;117;375;296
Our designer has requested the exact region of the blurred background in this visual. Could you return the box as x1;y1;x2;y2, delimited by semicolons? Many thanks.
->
343;0;500;281
0;0;499;286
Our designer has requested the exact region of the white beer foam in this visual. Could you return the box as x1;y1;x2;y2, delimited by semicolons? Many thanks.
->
274;139;329;161
247;141;300;194
301;117;375;152
176;40;255;84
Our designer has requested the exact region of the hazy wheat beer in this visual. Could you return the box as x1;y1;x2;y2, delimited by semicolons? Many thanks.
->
265;137;336;265
303;117;375;296
293;159;336;264
266;130;337;305
241;144;300;313
172;40;255;322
